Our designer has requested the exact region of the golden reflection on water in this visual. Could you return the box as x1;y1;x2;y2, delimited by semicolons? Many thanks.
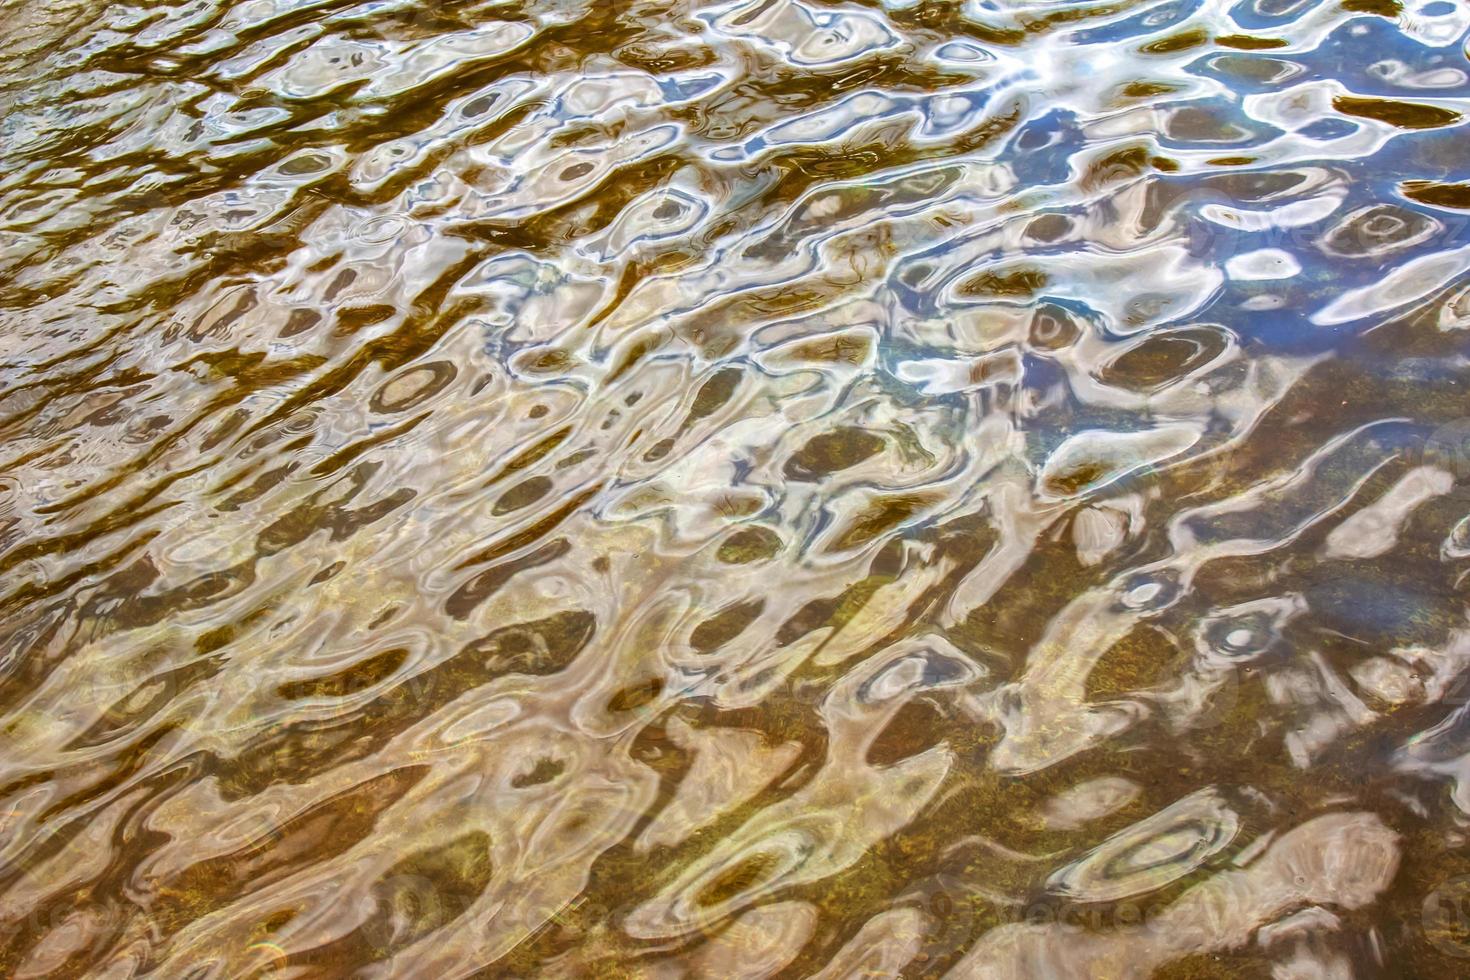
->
2;0;1470;976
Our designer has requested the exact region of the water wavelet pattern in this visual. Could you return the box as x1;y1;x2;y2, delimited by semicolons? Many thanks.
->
2;0;1470;975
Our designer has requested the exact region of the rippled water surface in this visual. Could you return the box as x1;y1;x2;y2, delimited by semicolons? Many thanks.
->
4;0;1470;976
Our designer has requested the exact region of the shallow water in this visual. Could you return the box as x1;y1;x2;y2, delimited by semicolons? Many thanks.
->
1;0;1469;976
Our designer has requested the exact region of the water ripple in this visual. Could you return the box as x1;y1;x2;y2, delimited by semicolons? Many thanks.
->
0;0;1468;975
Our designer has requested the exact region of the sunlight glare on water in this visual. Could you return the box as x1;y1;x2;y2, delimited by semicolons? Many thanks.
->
1;0;1470;976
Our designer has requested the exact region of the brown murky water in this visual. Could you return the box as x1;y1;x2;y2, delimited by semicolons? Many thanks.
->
2;0;1470;976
